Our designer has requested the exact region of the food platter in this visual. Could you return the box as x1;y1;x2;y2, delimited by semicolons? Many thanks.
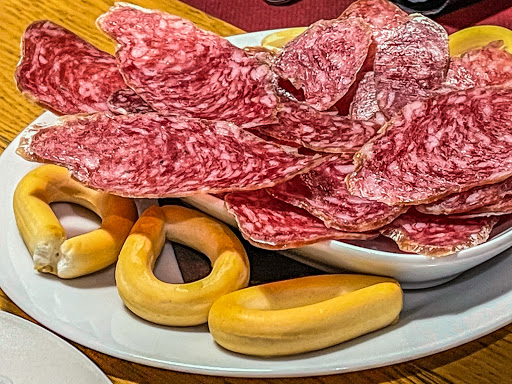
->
1;31;512;378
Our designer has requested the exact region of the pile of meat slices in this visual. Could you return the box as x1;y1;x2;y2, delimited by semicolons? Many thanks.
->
14;1;512;257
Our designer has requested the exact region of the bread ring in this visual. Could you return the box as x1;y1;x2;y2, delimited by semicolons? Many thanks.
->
13;164;138;278
208;274;403;356
115;205;250;326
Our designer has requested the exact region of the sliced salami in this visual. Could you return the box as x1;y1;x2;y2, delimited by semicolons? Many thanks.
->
225;189;378;250
272;17;372;111
380;209;498;257
255;101;379;153
374;14;449;118
347;88;512;206
349;72;387;125
444;41;512;90
417;177;512;215
107;88;153;114
97;3;278;128
340;0;409;42
269;155;407;232
15;20;126;115
17;113;328;198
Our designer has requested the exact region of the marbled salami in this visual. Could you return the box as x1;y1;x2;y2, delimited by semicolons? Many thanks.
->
418;177;512;215
347;88;512;206
444;41;512;90
255;101;379;153
107;88;153;114
225;189;378;250
374;14;449;118
97;3;278;127
272;17;372;111
15;20;126;115
349;72;387;125
380;209;498;256
269;155;407;232
17;113;328;198
340;0;409;42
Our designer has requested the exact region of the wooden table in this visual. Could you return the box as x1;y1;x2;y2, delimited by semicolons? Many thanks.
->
0;1;511;383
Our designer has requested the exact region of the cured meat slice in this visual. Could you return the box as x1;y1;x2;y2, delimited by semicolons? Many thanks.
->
380;209;498;257
97;3;278;127
15;20;126;115
457;200;512;218
256;101;379;153
269;155;407;232
444;41;512;90
340;0;409;42
417;177;512;215
17;113;328;198
272;17;372;111
374;14;449;118
225;190;378;250
347;88;512;206
349;72;387;125
107;88;153;114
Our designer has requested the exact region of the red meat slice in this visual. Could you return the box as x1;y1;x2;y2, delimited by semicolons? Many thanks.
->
272;17;372;111
346;88;512;206
340;0;409;43
349;72;387;125
418;177;512;215
17;113;328;198
225;189;378;250
107;88;153;114
380;210;498;256
269;155;407;232
444;41;512;90
97;3;278;128
15;20;126;115
255;101;379;153
374;14;449;118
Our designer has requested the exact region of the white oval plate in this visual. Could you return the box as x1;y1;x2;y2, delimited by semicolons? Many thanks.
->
0;311;111;384
0;31;511;378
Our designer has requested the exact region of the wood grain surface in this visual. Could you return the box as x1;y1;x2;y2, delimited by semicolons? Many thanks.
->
0;1;511;383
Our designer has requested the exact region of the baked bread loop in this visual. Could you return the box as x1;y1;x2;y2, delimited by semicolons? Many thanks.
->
208;274;403;356
115;205;250;326
13;164;138;278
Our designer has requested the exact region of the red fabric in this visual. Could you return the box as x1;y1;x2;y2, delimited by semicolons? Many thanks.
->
182;0;512;33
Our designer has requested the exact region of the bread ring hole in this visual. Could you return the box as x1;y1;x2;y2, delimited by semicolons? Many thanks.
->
172;243;212;283
151;240;187;284
50;202;101;238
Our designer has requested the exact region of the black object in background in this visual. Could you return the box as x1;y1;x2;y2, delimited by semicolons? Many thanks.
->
392;0;479;15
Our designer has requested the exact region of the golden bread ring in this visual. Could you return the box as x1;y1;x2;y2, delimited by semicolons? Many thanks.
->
448;25;512;56
115;205;250;326
261;27;307;50
13;164;138;278
208;274;403;356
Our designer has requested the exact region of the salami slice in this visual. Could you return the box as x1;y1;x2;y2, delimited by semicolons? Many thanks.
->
17;113;328;198
255;101;379;153
225;189;378;250
107;88;153;114
417;177;512;215
272;17;372;111
349;72;387;125
380;209;498;257
444;41;512;90
97;3;278;128
374;14;449;118
340;0;409;42
347;88;512;206
15;20;126;115
269;155;407;232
